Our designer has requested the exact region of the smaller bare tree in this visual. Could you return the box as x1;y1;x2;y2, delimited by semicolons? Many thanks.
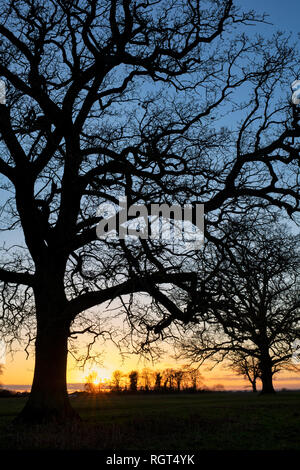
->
227;352;261;393
173;369;185;392
177;221;300;394
188;368;203;391
111;370;123;392
154;371;162;391
162;369;176;391
141;368;154;391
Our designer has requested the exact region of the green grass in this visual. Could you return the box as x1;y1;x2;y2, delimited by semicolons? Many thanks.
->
0;392;300;450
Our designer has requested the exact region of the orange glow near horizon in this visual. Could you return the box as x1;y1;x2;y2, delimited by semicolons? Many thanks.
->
1;346;300;391
84;367;112;385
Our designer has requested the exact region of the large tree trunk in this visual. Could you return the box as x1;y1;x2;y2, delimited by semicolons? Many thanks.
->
15;281;80;424
260;355;275;394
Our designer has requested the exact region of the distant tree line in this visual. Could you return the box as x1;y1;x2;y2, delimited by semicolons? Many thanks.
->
84;367;218;393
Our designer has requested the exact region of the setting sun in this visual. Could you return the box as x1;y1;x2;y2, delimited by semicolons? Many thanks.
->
84;367;112;385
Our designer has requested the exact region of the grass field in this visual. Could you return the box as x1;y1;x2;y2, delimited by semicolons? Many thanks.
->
0;392;300;451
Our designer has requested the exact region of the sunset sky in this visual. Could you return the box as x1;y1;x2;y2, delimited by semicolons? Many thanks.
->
1;329;300;391
1;0;300;392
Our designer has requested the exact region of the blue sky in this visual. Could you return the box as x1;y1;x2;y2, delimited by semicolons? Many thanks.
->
237;0;299;35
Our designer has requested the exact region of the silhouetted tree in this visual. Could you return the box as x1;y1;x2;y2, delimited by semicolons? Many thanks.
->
0;0;299;423
178;221;300;394
173;369;185;392
227;351;261;392
188;368;202;391
162;368;175;391
128;370;138;392
140;368;152;391
111;370;123;391
154;371;162;391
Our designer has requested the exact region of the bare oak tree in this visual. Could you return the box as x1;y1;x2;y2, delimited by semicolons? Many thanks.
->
226;351;261;392
177;221;300;394
0;0;299;422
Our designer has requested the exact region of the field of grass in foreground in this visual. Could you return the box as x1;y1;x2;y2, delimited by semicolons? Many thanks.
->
0;392;299;451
